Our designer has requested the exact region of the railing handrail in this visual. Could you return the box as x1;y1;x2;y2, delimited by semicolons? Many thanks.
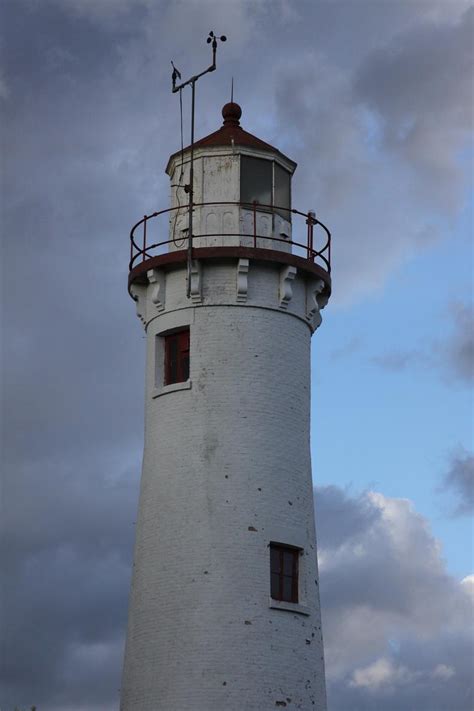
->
129;200;331;274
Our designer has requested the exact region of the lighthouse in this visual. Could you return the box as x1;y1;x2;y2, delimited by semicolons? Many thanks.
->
121;100;331;711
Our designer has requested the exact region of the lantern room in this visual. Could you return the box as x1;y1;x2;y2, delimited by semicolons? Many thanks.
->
165;102;296;252
128;101;331;297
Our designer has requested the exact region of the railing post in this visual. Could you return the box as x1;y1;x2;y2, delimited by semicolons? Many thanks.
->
306;214;310;260
307;211;315;261
253;200;257;249
142;215;147;262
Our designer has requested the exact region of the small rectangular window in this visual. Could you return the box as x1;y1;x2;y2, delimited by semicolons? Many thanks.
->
164;329;190;385
270;543;299;603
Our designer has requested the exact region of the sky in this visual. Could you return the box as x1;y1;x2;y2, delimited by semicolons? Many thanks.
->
1;1;473;710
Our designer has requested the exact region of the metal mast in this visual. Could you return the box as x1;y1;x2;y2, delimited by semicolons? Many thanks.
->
171;31;227;297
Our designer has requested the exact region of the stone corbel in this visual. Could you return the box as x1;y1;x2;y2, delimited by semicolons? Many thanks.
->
130;284;147;328
189;260;202;304
279;265;297;309
306;278;327;329
236;258;250;303
147;269;165;312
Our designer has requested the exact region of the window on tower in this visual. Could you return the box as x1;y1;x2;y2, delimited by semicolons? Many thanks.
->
240;156;291;220
270;542;300;603
273;162;291;219
164;328;190;385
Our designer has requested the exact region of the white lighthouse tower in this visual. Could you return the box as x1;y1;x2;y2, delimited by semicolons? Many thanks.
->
121;100;331;711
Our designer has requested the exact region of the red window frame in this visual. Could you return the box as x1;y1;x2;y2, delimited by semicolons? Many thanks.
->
270;543;299;603
164;329;190;385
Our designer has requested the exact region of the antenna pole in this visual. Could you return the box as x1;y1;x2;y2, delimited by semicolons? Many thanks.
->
171;31;227;298
188;79;196;295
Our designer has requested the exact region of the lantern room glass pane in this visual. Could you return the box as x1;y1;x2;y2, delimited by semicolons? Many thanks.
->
240;156;272;209
274;162;291;219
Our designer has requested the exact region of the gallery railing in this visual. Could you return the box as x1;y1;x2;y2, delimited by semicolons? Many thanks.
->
129;201;331;274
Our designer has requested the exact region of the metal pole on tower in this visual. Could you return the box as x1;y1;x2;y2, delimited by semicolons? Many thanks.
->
171;31;227;297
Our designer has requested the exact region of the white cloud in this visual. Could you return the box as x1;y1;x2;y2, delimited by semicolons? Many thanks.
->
350;657;418;691
461;574;474;591
432;664;456;681
315;486;474;709
350;658;456;692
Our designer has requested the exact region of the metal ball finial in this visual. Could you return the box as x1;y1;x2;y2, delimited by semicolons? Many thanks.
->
222;101;242;126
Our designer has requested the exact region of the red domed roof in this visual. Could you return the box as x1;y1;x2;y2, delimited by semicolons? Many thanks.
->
167;102;296;172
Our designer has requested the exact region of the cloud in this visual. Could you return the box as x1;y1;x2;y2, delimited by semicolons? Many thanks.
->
371;349;428;372
0;447;139;710
2;0;472;322
315;484;381;552
371;301;473;383
314;487;474;711
349;657;420;692
271;7;473;303
440;448;474;516
349;657;456;693
354;7;474;211
2;475;472;710
329;335;364;362
1;2;472;710
444;302;474;383
433;664;456;681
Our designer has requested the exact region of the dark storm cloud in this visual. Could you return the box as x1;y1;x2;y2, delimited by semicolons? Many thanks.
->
3;476;472;710
1;450;139;710
270;4;473;302
1;1;473;710
1;9;148;705
1;1;158;469
440;449;474;516
354;6;474;210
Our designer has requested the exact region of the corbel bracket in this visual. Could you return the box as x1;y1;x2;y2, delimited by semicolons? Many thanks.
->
307;278;328;330
236;258;250;303
189;260;202;304
147;269;165;312
279;265;297;309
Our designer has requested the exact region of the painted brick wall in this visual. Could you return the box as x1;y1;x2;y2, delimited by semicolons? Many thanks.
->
122;260;327;711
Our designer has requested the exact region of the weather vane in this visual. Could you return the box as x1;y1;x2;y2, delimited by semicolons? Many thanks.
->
171;31;227;297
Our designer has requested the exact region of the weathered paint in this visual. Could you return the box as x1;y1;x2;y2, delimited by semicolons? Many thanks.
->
121;109;329;710
168;146;294;251
121;259;328;711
